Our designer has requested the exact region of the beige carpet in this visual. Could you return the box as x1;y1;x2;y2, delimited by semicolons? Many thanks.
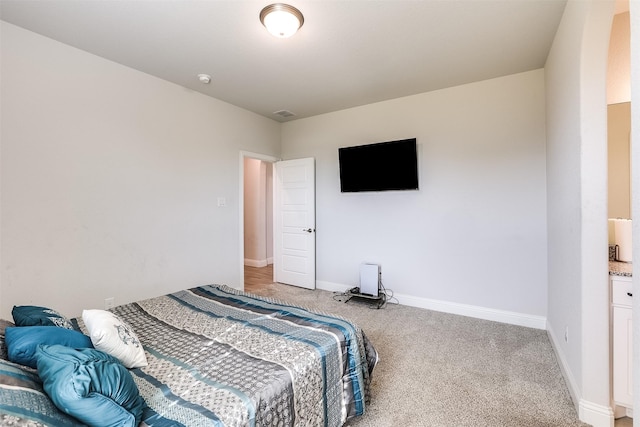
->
245;280;590;427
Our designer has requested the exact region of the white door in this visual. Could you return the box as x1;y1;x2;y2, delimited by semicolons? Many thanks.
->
274;158;315;289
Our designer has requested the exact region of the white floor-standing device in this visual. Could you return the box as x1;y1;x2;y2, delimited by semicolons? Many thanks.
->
344;262;385;308
359;263;380;296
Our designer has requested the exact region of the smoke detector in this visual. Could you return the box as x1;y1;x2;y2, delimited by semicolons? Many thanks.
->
197;74;212;84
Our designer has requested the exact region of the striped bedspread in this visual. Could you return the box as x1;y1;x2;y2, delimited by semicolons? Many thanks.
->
0;285;377;426
106;285;377;427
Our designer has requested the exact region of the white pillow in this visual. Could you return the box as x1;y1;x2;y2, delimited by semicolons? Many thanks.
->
81;309;148;368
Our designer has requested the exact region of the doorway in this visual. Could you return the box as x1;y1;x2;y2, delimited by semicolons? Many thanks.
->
243;157;273;269
239;153;317;292
240;152;277;291
606;5;633;425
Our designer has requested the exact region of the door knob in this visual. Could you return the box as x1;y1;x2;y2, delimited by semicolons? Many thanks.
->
303;228;315;233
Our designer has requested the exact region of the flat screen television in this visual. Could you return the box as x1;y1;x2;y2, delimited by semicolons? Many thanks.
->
338;138;418;192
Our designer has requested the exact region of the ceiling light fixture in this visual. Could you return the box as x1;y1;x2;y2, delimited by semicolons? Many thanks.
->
197;74;211;84
260;3;304;38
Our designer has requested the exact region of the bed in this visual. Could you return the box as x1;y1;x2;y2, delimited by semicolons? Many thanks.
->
0;284;378;427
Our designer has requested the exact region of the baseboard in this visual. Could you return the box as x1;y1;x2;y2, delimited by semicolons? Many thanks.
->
613;405;633;421
578;399;615;427
244;258;269;268
547;326;615;427
315;281;546;329
547;326;581;411
316;280;352;293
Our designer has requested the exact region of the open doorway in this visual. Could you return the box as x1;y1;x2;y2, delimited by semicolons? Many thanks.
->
606;4;633;424
240;152;277;292
243;157;273;269
239;153;317;293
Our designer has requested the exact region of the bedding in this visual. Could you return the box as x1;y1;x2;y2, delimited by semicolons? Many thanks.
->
37;345;146;427
12;305;74;329
82;309;148;368
0;357;84;426
0;284;378;427
5;326;93;368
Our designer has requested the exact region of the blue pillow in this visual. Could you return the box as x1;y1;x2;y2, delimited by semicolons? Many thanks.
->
12;305;74;329
36;344;146;427
5;326;93;368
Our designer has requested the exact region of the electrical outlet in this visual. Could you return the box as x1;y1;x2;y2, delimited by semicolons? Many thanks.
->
105;297;115;310
564;326;569;343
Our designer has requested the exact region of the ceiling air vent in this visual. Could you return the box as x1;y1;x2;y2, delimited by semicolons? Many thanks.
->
273;110;296;118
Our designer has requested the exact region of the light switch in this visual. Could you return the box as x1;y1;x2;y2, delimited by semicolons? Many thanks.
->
217;197;226;207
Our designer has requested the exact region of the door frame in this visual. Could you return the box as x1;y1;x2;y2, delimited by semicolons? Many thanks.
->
238;151;279;291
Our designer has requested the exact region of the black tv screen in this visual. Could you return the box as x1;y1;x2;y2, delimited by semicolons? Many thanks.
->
339;138;418;192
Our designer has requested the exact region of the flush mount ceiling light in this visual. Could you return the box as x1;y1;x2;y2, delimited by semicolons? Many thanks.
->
260;3;304;38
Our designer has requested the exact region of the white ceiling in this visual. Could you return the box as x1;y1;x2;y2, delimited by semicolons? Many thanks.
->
0;0;569;122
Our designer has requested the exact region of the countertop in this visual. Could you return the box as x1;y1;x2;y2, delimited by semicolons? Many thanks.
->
610;260;633;277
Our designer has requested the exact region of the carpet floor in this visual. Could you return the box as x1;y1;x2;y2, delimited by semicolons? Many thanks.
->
245;272;590;427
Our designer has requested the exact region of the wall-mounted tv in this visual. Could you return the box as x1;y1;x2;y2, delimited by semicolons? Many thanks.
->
338;138;418;192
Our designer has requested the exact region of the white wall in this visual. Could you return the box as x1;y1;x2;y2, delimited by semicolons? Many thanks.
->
243;158;271;267
266;164;273;263
607;11;632;220
607;102;631;219
0;22;281;319
281;69;548;320
544;1;614;425
545;0;585;400
607;12;631;105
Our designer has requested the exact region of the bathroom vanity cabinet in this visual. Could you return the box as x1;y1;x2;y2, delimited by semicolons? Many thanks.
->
611;273;633;410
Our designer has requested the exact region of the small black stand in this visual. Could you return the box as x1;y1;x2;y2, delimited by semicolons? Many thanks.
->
344;288;385;309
